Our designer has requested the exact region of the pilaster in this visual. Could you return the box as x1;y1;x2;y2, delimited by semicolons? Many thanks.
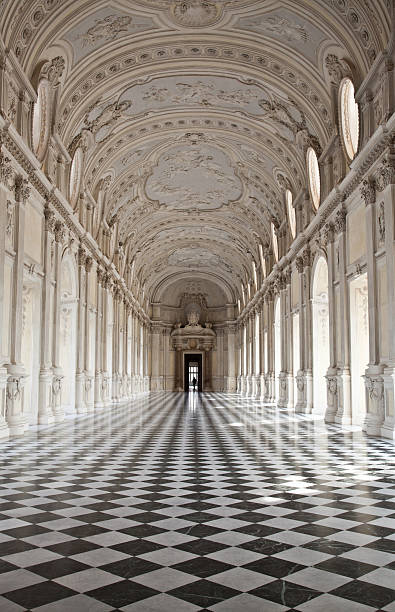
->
6;176;30;435
334;208;352;425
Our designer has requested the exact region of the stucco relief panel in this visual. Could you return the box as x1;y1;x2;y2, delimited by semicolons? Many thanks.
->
236;9;327;64
119;76;273;116
63;9;156;64
145;144;242;211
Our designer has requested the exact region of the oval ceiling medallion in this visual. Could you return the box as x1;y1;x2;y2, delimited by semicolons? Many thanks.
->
170;1;222;27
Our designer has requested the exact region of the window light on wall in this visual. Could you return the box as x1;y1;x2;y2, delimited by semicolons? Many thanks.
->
339;77;359;161
32;79;51;162
306;147;321;210
286;189;296;239
241;283;246;306
252;261;257;289
69;147;84;209
259;243;266;278
271;222;279;262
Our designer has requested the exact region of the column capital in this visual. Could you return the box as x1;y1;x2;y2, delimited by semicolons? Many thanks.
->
334;208;347;234
375;156;395;191
85;256;93;273
321;222;335;246
54;220;67;244
0;139;13;186
296;256;304;273
302;246;312;268
360;178;376;206
14;175;30;202
44;206;56;233
78;247;87;268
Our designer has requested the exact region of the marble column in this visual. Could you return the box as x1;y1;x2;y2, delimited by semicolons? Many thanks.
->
278;274;288;409
334;209;352;425
204;349;212;391
284;268;294;409
101;274;111;405
112;286;121;401
265;291;275;402
84;256;94;411
38;205;56;425
376;159;395;438
0;173;10;438
248;310;256;396
75;247;87;414
258;305;265;399
52;221;66;422
323;223;338;422
7;176;30;435
226;324;237;392
94;268;104;409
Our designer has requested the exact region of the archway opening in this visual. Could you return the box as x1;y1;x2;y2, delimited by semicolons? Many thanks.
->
350;274;369;424
312;256;330;415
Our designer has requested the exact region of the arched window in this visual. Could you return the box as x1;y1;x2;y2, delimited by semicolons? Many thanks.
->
32;79;51;162
69;147;84;209
252;261;257;289
286;189;296;239
241;283;246;306
306;147;320;210
259;243;266;278
339;77;359;161
271;222;279;262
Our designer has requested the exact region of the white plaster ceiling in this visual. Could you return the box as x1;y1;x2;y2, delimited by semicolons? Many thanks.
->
2;0;391;306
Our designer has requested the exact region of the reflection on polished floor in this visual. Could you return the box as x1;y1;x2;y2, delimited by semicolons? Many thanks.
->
0;392;394;611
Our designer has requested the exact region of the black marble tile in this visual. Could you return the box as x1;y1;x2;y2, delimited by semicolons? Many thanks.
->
251;579;320;607
240;538;293;556
169;579;239;608
88;580;159;607
111;539;164;556
29;558;90;579
331;579;395;608
315;556;377;578
4;581;76;608
173;557;233;578
48;539;100;556
175;538;227;556
243;557;305;578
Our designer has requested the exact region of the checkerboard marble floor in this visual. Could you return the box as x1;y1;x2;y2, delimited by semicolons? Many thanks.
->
0;392;394;611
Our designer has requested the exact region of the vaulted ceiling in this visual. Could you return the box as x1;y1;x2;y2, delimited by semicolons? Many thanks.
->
2;0;391;304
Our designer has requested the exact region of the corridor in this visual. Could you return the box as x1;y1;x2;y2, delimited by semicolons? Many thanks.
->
0;393;394;611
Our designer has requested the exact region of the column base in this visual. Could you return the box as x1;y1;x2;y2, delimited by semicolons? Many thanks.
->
334;369;352;425
278;373;294;410
6;366;28;436
263;372;275;403
294;371;313;413
324;369;338;422
380;365;395;439
38;369;55;426
225;376;237;392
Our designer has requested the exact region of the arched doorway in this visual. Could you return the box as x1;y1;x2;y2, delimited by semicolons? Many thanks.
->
59;252;78;414
274;297;281;402
312;256;330;415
